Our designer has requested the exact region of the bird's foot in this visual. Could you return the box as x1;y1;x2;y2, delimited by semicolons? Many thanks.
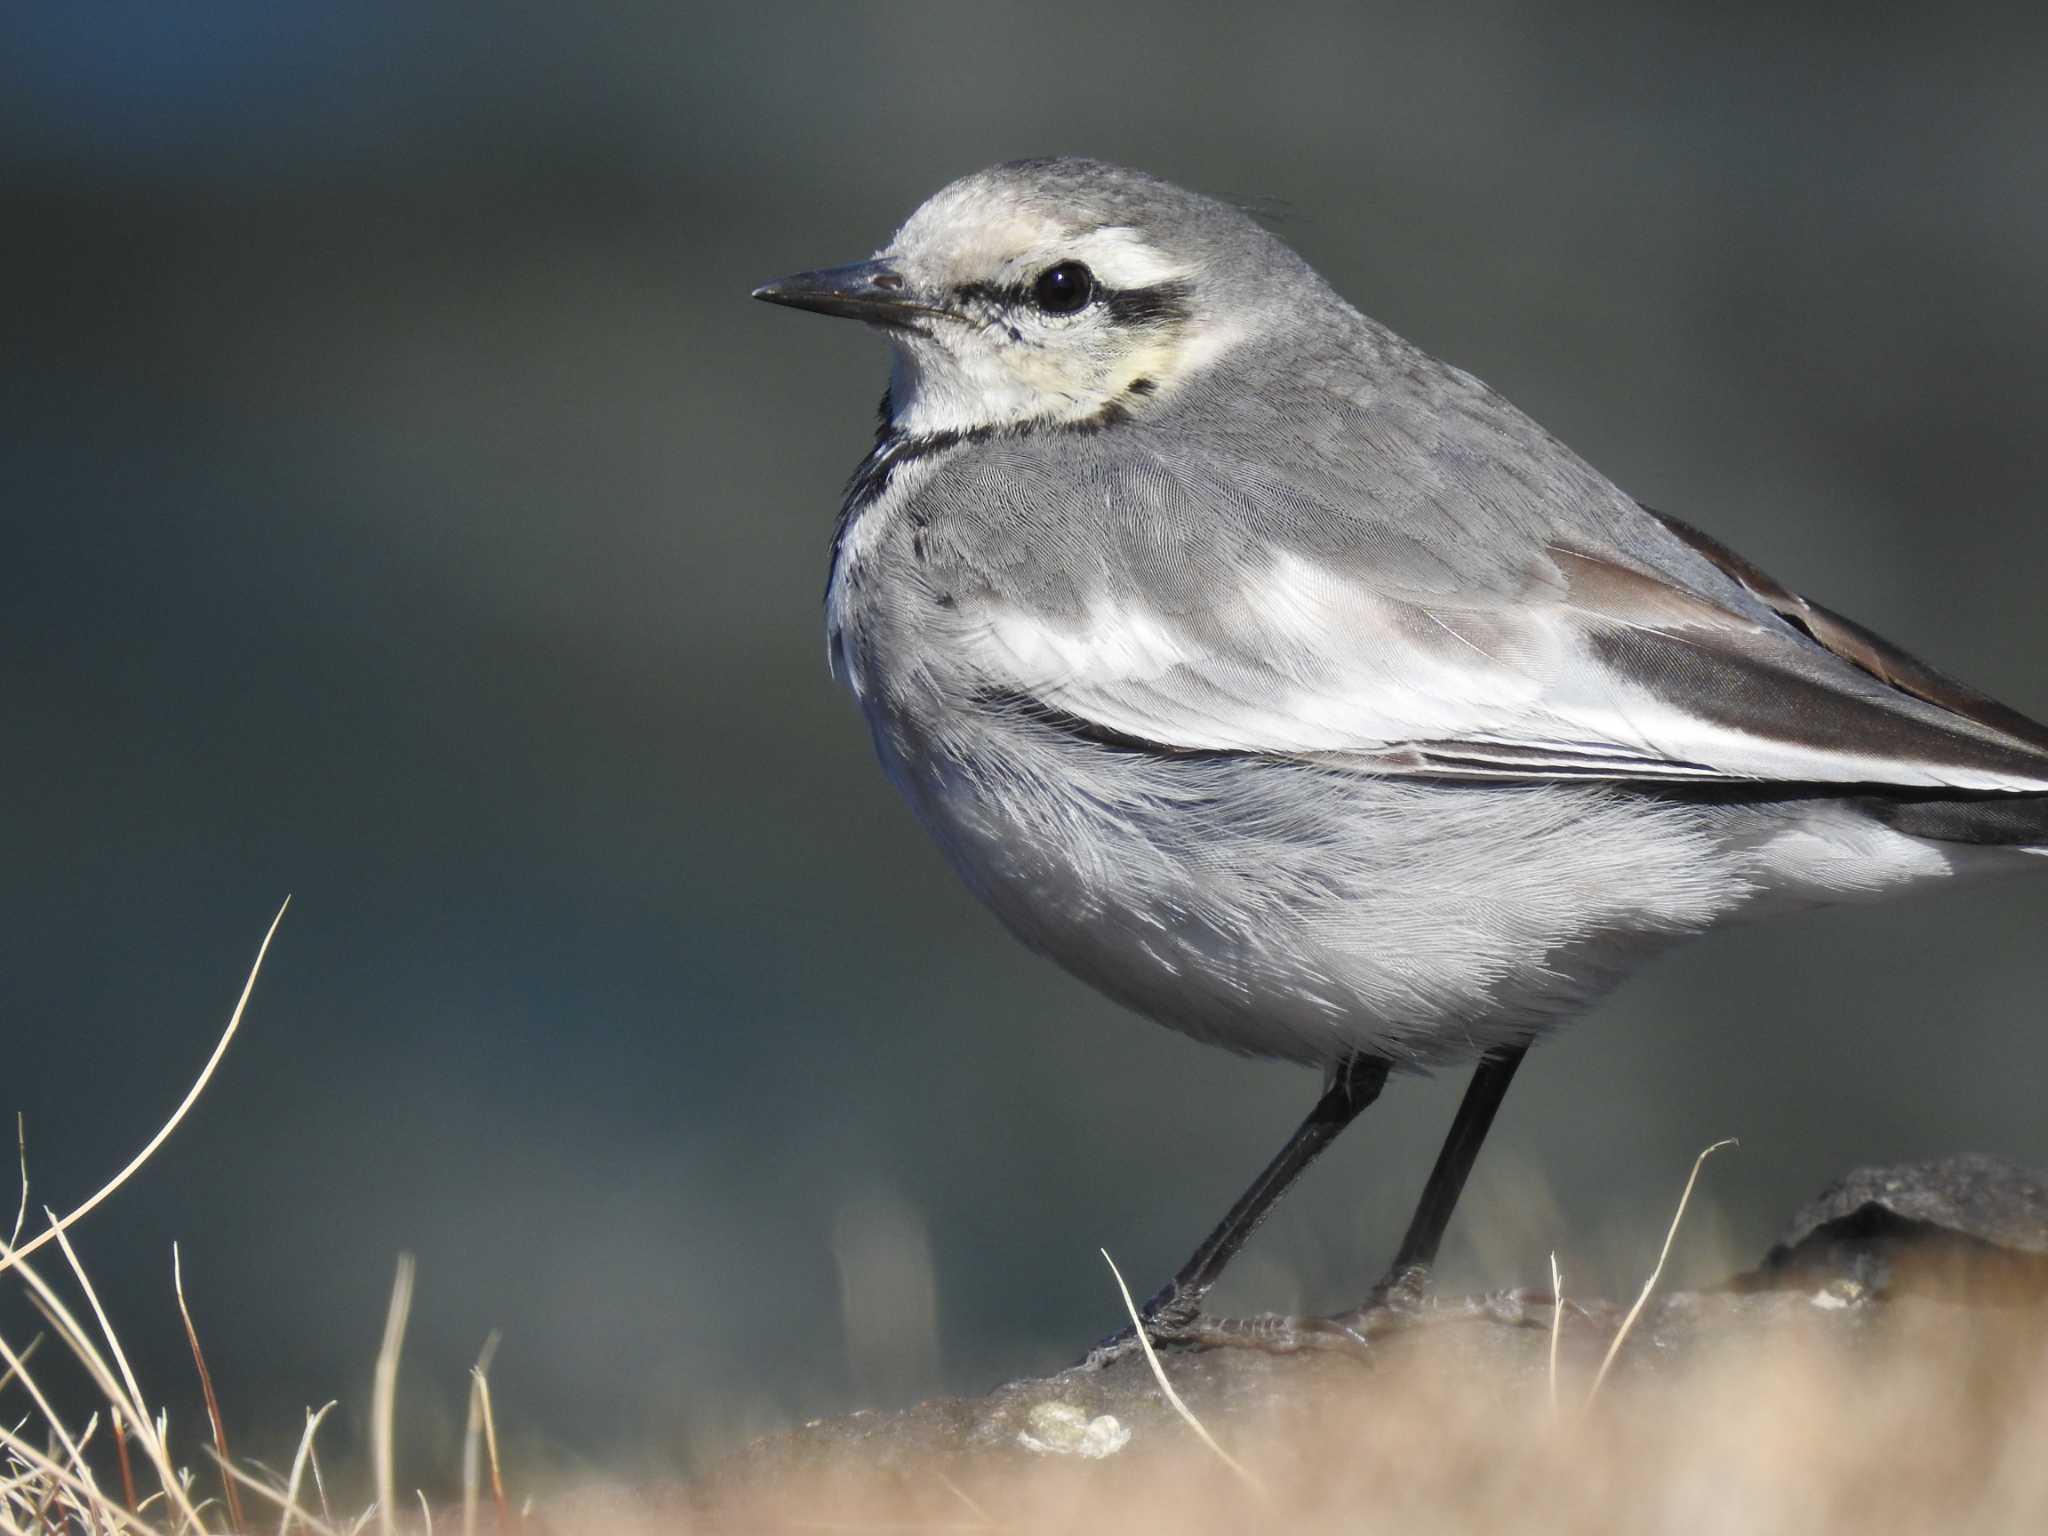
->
1318;1261;1436;1336
1080;1310;1375;1369
1077;1284;1373;1370
1327;1265;1574;1336
1076;1268;1570;1373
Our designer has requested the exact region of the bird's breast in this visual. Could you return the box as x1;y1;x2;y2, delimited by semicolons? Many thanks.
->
824;463;906;700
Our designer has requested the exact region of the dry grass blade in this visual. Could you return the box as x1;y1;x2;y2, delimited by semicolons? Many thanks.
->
10;1114;25;1251
414;1492;432;1536
32;1455;60;1536
372;1256;416;1536
207;1453;337;1536
68;1411;104;1536
306;1429;333;1529
0;1409;151;1536
473;1369;507;1535
0;1302;126;1531
1584;1137;1738;1409
0;1332;44;1399
0;898;289;1280
461;1334;503;1536
0;1313;108;1516
1099;1249;1261;1492
1548;1249;1563;1421
36;1218;204;1533
278;1404;337;1536
460;1392;479;1536
174;1245;245;1533
111;1404;139;1519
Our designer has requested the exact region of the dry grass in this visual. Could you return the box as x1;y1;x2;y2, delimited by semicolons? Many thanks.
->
173;1244;245;1533
696;1297;2048;1536
5;905;2048;1534
697;1139;2048;1534
0;900;288;1287
0;905;530;1536
1584;1135;1737;1408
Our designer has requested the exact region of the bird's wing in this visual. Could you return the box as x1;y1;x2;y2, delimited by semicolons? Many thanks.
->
922;410;2048;792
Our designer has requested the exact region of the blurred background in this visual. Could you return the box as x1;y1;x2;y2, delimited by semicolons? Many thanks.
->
6;0;2048;1490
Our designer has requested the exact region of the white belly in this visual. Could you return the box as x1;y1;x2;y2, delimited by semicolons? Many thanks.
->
866;703;1768;1070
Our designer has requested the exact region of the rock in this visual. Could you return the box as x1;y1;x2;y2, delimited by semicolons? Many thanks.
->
1017;1400;1134;1458
697;1154;2048;1524
698;1287;1877;1513
1736;1153;2048;1300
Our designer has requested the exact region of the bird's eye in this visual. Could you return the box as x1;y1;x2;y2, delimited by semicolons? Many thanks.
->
1032;261;1095;315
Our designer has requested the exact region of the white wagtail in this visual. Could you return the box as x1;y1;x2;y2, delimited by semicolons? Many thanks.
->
755;158;2048;1358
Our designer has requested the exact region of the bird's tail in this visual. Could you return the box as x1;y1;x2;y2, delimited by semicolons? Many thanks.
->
1870;791;2048;852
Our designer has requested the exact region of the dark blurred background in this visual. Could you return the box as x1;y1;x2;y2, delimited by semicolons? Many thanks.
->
6;0;2048;1489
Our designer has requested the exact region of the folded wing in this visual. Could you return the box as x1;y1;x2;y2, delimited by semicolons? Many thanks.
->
928;425;2048;794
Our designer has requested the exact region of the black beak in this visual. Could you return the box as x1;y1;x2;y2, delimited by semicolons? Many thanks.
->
751;259;936;329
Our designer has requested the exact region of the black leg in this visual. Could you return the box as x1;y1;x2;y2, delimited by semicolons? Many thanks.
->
1080;1045;1528;1366
1381;1042;1528;1282
1100;1054;1391;1349
1147;1053;1393;1324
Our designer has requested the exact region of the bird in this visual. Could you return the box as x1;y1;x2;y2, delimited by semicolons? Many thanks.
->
753;157;2048;1360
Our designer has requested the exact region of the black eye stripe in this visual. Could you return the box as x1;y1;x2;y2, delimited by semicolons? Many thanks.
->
951;276;1193;328
1100;280;1194;327
952;280;1041;310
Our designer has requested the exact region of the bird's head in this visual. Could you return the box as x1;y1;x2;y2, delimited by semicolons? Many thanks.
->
754;158;1316;436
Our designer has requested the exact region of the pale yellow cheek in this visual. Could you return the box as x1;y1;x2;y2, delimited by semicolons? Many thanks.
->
1103;333;1188;395
1004;349;1105;409
999;330;1220;420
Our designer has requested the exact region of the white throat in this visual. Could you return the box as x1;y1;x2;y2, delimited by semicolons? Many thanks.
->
884;342;1068;437
883;316;1246;438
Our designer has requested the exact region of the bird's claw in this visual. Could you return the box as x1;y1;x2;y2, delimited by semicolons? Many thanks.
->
1080;1302;1375;1368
